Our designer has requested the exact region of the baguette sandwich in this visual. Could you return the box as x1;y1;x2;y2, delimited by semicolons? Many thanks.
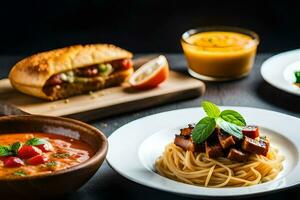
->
9;44;133;100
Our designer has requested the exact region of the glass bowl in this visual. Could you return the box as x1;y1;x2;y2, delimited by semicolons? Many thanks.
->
181;26;259;81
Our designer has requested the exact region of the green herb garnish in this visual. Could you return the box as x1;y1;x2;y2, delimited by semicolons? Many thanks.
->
0;138;47;157
216;118;244;139
52;153;70;158
220;110;246;126
295;71;300;84
13;170;26;177
0;146;12;156
46;161;57;167
10;142;21;155
192;117;216;143
0;142;22;156
202;101;220;118
191;101;246;144
26;138;47;146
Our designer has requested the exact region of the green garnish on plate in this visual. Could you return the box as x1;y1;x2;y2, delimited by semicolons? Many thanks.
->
192;101;246;144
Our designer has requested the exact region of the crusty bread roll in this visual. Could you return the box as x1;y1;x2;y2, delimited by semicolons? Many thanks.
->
9;44;133;100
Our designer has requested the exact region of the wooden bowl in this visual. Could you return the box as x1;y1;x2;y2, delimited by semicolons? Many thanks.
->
0;115;108;197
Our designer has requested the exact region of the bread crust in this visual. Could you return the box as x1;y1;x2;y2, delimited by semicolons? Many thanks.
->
9;44;132;88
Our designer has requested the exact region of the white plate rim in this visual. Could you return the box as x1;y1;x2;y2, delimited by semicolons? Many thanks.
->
107;107;300;197
261;49;300;96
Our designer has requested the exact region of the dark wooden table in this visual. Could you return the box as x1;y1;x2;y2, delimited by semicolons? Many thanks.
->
1;54;300;199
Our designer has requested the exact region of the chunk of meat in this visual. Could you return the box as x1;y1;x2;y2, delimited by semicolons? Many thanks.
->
227;148;248;162
110;60;123;68
242;125;259;139
205;141;223;158
241;136;269;156
195;142;206;153
174;135;195;151
217;129;235;149
75;66;99;77
260;136;270;151
45;74;64;86
180;126;193;137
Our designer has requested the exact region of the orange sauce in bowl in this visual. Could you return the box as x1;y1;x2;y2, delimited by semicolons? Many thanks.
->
181;31;259;80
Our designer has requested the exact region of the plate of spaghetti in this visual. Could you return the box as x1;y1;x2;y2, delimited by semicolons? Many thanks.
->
107;101;300;197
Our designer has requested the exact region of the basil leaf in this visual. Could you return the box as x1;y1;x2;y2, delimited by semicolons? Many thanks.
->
0;146;12;156
0;143;21;157
220;110;246;126
13;170;26;177
26;138;46;146
202;101;221;118
216;118;243;139
10;142;21;155
192;117;216;144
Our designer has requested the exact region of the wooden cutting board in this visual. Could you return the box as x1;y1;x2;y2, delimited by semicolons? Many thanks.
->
0;71;205;121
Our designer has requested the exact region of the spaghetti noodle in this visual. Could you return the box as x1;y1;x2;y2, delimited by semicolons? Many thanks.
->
155;143;284;187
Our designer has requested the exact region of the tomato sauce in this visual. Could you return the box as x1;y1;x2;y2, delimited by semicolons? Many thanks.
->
0;133;94;178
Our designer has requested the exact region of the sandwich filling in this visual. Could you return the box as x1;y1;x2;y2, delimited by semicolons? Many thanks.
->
42;59;132;99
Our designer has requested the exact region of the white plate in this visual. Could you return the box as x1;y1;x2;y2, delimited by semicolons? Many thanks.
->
107;107;300;198
261;49;300;95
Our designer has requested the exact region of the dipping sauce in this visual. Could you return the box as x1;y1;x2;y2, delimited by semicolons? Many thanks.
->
181;27;259;80
0;133;94;178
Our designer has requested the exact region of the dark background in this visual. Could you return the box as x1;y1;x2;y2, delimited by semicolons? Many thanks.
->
0;0;299;55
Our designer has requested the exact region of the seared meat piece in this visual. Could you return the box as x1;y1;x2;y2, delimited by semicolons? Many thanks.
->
205;141;223;158
174;134;204;152
75;66;99;77
241;136;269;156
110;59;124;68
45;74;64;86
205;130;223;158
242;125;259;139
195;142;205;153
227;148;248;162
174;135;195;151
260;136;270;151
217;129;235;149
180;126;193;137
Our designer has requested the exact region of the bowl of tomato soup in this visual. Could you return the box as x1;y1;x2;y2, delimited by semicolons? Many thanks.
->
181;26;259;81
0;115;108;197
